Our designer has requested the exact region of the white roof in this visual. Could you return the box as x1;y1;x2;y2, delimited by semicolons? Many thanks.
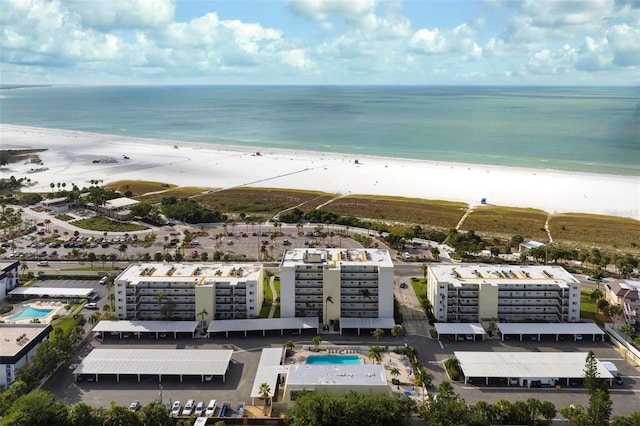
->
73;349;233;376
104;197;139;210
434;323;487;335
339;318;396;331
455;351;614;380
281;248;393;269
9;287;94;297
93;320;198;333
428;264;579;287
250;348;286;399
520;241;545;249
207;317;318;333
286;364;388;387
117;262;262;285
498;323;604;335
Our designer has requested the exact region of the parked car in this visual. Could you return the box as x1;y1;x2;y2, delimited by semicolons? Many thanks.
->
182;399;195;416
84;303;98;310
36;261;49;267
205;400;217;417
399;282;408;288
129;401;141;411
99;276;108;285
171;401;181;416
195;401;205;416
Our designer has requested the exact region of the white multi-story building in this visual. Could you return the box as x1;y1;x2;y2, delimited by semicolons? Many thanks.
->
114;263;263;323
0;260;20;303
279;248;394;323
0;324;52;389
427;264;581;322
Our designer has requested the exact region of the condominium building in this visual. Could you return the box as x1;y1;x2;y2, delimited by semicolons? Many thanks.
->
605;279;640;326
0;324;52;389
279;248;394;323
0;260;20;303
427;264;581;322
114;263;263;322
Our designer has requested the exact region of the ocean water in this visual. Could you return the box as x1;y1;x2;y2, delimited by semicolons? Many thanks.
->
0;85;638;175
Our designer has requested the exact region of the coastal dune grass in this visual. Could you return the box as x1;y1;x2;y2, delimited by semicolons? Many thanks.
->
549;213;640;253
103;180;177;196
322;195;467;229
137;186;215;203
460;206;549;241
197;187;336;215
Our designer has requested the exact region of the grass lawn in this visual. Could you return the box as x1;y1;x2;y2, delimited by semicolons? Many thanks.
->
51;313;83;340
55;214;73;221
410;278;428;306
259;276;274;318
71;217;148;232
103;180;177;196
580;290;603;326
460;206;549;241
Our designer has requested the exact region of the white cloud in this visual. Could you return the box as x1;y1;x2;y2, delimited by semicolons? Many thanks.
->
287;0;376;23
607;23;640;66
63;0;175;29
526;45;578;75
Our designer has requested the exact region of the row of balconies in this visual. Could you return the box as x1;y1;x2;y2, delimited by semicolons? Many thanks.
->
215;306;247;313
341;311;378;318
295;302;322;310
295;288;323;295
498;306;561;313
497;300;564;307
341;288;379;295
340;282;378;289
295;295;323;303
340;273;378;279
340;303;378;311
295;281;324;289
341;296;379;303
294;273;324;280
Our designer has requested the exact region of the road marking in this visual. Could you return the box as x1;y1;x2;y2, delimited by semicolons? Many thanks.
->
438;341;444;349
599;358;625;361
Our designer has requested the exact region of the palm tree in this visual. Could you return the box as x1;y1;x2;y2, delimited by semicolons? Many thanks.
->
198;308;209;329
118;243;128;260
324;296;334;324
311;335;322;352
99;254;107;269
105;278;115;311
420;263;429;279
391;325;406;339
390;367;401;380
368;345;383;364
88;312;102;326
373;328;384;342
284;340;295;356
20;261;28;280
259;382;271;408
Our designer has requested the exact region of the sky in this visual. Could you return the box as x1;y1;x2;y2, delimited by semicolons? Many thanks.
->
1;0;639;85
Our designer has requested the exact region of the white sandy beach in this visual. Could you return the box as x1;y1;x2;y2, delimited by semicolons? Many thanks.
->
1;124;638;220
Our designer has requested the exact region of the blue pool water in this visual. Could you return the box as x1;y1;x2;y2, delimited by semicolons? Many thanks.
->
9;306;53;321
306;355;363;365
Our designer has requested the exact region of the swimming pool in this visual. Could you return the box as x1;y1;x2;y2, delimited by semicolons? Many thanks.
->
306;355;363;365
8;306;53;321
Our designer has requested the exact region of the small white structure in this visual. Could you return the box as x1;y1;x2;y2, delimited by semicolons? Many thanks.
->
102;197;139;220
40;197;72;214
519;240;545;253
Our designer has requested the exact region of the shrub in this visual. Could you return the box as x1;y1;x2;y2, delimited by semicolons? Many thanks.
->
429;329;437;338
0;305;14;315
448;368;461;381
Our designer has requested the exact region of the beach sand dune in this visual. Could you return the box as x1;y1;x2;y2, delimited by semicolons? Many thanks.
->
1;124;638;220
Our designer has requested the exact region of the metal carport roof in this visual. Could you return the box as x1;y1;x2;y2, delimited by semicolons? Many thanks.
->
339;318;396;335
93;320;198;334
455;351;614;382
250;348;287;404
207;317;319;337
498;323;604;340
434;323;486;337
73;349;233;382
9;287;94;298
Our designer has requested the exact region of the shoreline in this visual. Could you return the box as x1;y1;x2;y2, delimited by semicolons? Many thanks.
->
1;124;638;220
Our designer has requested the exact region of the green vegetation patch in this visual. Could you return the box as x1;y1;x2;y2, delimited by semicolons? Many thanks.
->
460;206;549;240
0;149;47;165
71;217;148;232
323;195;466;229
198;187;333;215
550;213;640;254
137;186;213;203
580;290;602;326
103;180;177;196
54;214;73;221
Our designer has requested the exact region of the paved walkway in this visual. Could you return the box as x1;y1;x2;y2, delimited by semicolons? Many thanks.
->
394;281;432;338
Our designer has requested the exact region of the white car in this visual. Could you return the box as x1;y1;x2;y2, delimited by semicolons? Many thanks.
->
171;401;181;416
84;303;98;310
194;401;204;416
205;400;217;417
182;399;195;416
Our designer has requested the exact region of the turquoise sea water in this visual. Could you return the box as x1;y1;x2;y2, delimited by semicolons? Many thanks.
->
306;355;363;365
9;306;53;321
0;86;638;175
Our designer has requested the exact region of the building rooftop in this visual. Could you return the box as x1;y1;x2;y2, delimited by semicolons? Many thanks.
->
607;279;640;296
428;264;579;287
281;248;393;268
93;320;198;334
116;263;262;285
104;197;139;210
497;323;604;336
251;348;285;399
286;364;388;387
9;287;94;297
0;324;52;359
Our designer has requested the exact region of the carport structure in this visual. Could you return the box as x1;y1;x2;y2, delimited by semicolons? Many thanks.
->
434;323;487;341
455;351;614;387
93;320;198;339
250;348;288;406
207;317;319;338
9;287;94;299
72;349;233;383
339;318;396;335
497;323;604;342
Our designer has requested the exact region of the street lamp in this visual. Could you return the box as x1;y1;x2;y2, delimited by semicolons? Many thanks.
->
159;384;163;405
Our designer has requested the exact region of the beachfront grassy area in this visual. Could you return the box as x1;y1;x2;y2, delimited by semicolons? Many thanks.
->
460;206;549;241
323;195;466;229
580;289;602;326
103;180;177;196
550;213;640;254
198;187;335;216
137;186;214;203
71;217;147;232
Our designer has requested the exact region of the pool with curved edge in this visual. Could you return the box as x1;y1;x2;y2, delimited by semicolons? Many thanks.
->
8;306;53;321
305;355;363;365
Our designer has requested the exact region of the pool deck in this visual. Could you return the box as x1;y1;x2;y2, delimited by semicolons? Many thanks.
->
285;345;424;403
1;301;67;324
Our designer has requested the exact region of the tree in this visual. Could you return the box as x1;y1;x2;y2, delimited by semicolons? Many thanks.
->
590;289;603;303
311;335;322;352
597;299;610;313
118;243;128;260
368;345;383;364
587;389;613;426
139;401;172;426
198;308;208;330
414;366;433;403
87;252;96;269
390;367;401;380
284;340;295;356
420;263;429;279
621;324;634;342
584;351;604;395
105;277;115;311
259;382;271;407
67;402;97;426
391;325;406;339
372;328;384;342
1;390;69;426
